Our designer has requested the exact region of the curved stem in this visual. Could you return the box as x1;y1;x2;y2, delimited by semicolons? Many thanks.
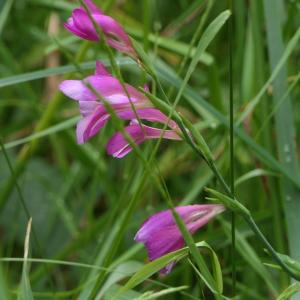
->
245;216;300;280
209;159;300;281
148;57;300;281
178;118;300;281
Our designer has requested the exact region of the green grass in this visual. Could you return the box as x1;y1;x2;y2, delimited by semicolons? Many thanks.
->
0;0;300;299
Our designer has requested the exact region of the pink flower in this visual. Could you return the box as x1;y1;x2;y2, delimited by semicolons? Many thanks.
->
135;205;225;274
106;122;181;158
64;0;136;57
60;61;177;145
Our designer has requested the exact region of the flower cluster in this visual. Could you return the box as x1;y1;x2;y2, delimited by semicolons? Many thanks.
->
60;0;181;158
65;0;137;58
60;0;225;273
60;61;181;158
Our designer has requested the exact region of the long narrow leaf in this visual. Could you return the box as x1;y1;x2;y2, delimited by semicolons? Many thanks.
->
116;241;220;297
263;0;300;275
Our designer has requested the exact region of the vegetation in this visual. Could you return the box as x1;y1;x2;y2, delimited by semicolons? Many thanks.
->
0;0;300;299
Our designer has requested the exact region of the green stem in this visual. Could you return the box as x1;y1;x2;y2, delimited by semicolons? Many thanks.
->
87;170;149;299
144;83;299;280
207;157;300;281
245;216;300;281
228;0;236;294
167;0;214;99
172;110;300;281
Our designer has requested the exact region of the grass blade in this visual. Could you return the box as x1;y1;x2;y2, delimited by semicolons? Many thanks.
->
116;241;220;298
0;58;134;88
263;0;300;271
2;117;79;150
237;26;300;124
0;0;14;35
277;283;300;300
154;59;300;189
18;219;34;300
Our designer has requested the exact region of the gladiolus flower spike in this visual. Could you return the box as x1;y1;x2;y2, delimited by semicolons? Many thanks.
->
64;0;137;58
135;204;225;274
60;61;181;156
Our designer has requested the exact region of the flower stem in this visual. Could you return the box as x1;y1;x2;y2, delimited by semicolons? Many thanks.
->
175;112;300;281
142;83;297;279
208;158;300;281
228;0;236;294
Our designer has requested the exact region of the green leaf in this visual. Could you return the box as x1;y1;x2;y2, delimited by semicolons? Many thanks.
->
104;284;141;300
235;169;278;187
99;261;142;298
117;248;188;295
134;286;188;300
154;58;300;189
263;0;300;271
277;253;300;275
131;39;157;77
237;26;300;124
18;219;34;300
189;241;223;293
221;220;278;296
205;188;250;217
0;58;134;88
167;210;220;295
0;264;10;300
0;0;14;36
277;283;300;300
127;27;213;65
28;0;75;10
173;10;231;107
116;241;222;298
2;117;79;150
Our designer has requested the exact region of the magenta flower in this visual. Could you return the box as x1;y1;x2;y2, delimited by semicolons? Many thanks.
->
64;0;136;57
107;122;181;158
134;204;225;274
60;61;178;145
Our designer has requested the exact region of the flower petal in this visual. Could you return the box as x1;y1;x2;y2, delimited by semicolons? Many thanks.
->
78;101;99;117
94;14;133;54
106;124;146;158
145;227;184;261
66;9;97;41
76;105;109;144
60;75;147;104
73;9;100;40
135;205;213;243
134;204;225;274
64;1;136;56
143;226;185;274
64;17;92;40
83;75;147;104
135;209;177;243
117;108;178;129
142;124;181;140
106;123;181;158
95;61;111;76
188;204;225;233
59;79;97;102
